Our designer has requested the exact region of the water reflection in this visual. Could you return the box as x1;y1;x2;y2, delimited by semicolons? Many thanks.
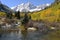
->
21;30;28;40
0;33;2;37
0;30;47;40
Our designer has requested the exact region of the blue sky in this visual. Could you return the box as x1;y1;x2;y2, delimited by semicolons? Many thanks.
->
0;0;55;8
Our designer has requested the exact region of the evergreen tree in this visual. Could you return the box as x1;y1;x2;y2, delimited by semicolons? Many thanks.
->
15;11;20;19
22;13;29;25
6;12;12;19
29;15;31;19
9;12;12;19
6;12;10;18
15;12;17;17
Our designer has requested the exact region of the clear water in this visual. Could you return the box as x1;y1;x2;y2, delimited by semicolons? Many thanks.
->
0;30;48;40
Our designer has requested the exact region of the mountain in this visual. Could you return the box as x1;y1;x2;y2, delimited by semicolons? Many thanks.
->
31;0;60;22
11;2;51;12
0;2;12;13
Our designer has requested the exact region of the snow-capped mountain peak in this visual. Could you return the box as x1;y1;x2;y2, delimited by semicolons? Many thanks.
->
11;2;51;12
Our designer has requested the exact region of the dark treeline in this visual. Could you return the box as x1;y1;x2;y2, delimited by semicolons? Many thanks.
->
21;13;29;25
6;12;12;19
6;11;21;19
6;11;32;28
6;11;31;22
15;11;20;19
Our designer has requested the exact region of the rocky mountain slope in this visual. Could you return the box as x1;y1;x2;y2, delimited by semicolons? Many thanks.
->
0;2;12;13
11;2;50;12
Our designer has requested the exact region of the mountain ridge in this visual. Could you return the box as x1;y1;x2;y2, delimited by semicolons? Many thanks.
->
0;2;12;13
31;0;60;22
11;2;51;12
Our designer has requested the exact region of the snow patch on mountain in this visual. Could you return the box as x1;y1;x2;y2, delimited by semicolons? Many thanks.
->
11;2;51;12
